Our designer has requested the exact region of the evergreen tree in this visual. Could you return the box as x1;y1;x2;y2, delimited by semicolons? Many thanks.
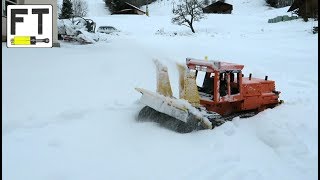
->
60;0;73;19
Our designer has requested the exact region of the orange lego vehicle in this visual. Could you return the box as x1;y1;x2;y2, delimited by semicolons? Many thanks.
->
136;58;283;133
186;58;282;116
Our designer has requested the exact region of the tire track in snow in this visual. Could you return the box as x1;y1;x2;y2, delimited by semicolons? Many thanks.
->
2;102;138;136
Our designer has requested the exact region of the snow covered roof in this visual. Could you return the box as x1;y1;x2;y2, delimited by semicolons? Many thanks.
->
124;2;146;13
186;58;244;72
203;1;233;9
111;2;146;15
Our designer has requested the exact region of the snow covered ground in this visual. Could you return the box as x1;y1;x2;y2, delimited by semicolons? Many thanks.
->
85;0;110;17
58;0;110;17
2;0;318;180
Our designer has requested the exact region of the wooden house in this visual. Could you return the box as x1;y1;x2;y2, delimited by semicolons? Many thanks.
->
287;0;318;19
202;1;233;14
112;2;146;15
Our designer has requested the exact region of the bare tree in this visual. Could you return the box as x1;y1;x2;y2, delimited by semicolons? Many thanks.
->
172;0;205;33
72;0;88;17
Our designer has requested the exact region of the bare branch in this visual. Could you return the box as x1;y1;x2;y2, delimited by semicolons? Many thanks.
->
171;0;205;33
72;0;88;17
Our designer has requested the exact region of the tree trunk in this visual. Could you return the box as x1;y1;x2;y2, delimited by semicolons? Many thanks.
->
190;23;195;33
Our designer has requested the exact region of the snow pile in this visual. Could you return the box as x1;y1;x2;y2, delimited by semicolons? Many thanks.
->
58;18;99;44
76;29;99;43
58;18;87;35
155;28;194;36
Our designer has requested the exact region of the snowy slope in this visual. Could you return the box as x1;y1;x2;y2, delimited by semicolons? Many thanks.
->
58;0;110;17
85;0;110;17
2;0;318;180
143;0;284;16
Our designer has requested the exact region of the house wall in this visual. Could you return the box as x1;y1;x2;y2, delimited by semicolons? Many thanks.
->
289;0;318;18
2;16;6;41
203;5;233;14
112;9;135;15
112;9;145;15
307;0;318;18
2;0;5;16
297;0;318;18
223;9;232;14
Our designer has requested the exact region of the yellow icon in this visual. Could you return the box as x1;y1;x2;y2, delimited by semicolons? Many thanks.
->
205;56;208;61
11;36;49;45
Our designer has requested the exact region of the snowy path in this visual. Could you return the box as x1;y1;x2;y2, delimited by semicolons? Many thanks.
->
86;0;110;17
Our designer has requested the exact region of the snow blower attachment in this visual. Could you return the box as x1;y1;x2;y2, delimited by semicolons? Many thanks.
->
136;58;283;133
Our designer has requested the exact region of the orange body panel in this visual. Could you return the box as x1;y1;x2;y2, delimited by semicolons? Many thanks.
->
186;58;281;116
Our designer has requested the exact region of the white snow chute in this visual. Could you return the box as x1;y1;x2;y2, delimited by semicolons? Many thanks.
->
135;60;214;132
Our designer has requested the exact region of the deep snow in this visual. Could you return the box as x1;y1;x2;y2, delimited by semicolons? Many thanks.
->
2;0;318;180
